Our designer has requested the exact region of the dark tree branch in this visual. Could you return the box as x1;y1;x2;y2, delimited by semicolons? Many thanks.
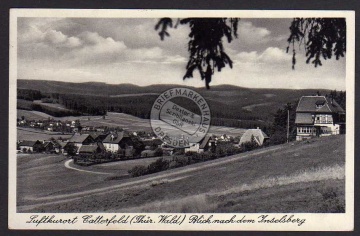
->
287;18;346;69
156;17;239;89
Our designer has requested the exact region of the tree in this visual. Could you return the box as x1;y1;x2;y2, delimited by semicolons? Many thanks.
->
156;18;239;89
287;18;346;69
327;90;346;110
240;135;259;152
269;103;297;145
156;18;346;88
154;147;163;157
64;143;77;156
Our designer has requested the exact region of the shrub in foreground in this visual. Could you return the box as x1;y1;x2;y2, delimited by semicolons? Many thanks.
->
128;165;148;177
147;158;169;174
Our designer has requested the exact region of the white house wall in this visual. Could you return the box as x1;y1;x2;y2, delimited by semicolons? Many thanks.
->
104;143;119;152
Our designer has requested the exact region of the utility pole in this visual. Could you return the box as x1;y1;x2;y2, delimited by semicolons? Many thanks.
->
287;108;290;143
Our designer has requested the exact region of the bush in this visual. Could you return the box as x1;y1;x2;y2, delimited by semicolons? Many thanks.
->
128;165;148;177
240;135;259;152
185;151;197;157
147;158;170;174
216;142;241;157
173;148;185;155
154;148;163;157
173;156;190;167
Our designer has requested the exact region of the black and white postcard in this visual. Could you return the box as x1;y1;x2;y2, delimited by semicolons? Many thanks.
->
9;9;355;231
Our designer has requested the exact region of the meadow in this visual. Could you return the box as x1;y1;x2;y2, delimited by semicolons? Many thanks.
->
17;135;345;213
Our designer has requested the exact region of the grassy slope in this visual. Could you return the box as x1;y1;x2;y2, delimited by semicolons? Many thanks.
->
17;127;73;141
18;135;345;213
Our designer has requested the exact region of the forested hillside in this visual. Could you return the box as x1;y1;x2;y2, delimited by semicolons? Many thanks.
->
17;80;345;130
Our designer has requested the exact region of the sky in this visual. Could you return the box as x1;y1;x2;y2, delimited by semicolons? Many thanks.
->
17;17;346;90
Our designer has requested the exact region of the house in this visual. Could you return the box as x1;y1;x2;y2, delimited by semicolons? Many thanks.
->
56;141;69;154
102;132;133;154
142;138;163;150
295;96;345;141
67;133;95;152
43;140;57;153
88;132;108;142
185;136;214;153
18;140;43;152
78;142;105;154
220;134;230;141
238;128;269;146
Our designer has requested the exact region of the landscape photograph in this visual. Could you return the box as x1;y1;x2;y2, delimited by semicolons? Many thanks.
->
14;15;348;215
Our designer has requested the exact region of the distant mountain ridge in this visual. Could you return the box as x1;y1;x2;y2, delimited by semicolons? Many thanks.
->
17;79;331;97
18;79;339;128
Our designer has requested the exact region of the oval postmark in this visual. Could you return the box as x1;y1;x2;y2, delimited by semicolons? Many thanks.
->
150;88;211;148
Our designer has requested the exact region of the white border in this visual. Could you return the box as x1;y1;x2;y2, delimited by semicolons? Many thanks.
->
9;9;355;231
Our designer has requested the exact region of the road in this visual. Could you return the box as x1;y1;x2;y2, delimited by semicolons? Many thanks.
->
17;145;283;212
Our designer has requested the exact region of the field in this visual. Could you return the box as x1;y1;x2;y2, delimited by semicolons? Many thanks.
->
17;109;52;121
17;110;247;137
17;127;73;141
17;135;345;213
33;100;71;111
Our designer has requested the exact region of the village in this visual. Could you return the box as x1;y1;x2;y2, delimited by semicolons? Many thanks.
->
17;95;345;172
17;116;269;160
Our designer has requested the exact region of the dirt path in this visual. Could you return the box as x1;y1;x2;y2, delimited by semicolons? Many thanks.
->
64;159;110;175
19;146;283;212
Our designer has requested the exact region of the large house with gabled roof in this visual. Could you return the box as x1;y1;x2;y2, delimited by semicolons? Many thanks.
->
295;95;345;141
67;133;95;152
102;132;133;153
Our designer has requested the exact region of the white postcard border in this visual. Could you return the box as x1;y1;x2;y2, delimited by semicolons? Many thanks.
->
8;9;355;231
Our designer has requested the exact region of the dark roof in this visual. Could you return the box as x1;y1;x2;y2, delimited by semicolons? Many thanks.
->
142;138;163;146
296;96;345;113
295;113;314;124
78;145;99;153
19;140;40;147
43;141;54;148
199;136;212;149
103;132;129;144
87;132;108;141
68;134;93;143
58;141;69;148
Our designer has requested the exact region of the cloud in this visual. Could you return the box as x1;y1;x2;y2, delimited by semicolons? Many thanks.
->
16;18;345;90
18;19;188;67
238;21;271;43
68;31;127;63
234;47;291;64
43;30;82;48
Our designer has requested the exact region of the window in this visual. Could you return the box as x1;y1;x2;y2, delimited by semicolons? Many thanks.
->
298;127;315;134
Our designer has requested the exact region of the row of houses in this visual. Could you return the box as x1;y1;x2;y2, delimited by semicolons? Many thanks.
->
18;127;270;156
18;96;346;155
